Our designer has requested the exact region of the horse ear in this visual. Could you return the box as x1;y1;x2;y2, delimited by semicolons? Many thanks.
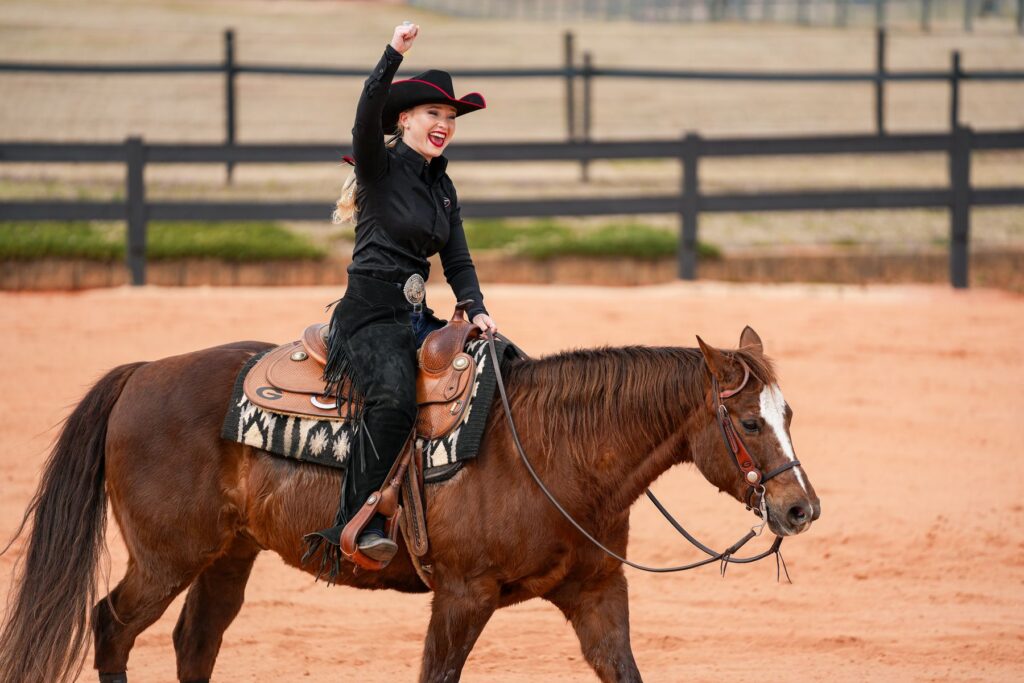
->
696;335;729;382
739;326;763;355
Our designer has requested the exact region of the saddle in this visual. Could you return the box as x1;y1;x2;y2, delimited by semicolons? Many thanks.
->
243;302;480;579
243;302;480;439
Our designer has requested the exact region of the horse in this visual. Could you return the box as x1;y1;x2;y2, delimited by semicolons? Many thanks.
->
0;324;819;683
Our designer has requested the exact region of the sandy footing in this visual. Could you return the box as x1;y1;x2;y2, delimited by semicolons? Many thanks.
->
1;281;1021;681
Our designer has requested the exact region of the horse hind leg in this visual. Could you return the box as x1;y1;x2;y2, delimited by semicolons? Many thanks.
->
92;563;201;681
544;569;642;683
172;537;261;683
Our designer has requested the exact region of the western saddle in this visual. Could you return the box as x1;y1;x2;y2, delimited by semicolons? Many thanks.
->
243;301;481;577
243;301;480;439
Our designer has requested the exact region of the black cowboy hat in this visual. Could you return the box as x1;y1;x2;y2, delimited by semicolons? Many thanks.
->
382;69;486;133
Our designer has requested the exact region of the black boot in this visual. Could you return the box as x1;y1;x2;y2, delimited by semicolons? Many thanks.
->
357;513;398;563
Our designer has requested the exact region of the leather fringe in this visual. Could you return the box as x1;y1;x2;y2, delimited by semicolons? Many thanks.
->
300;465;353;585
321;300;365;423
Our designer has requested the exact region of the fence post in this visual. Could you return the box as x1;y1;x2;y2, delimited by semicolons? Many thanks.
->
581;51;593;183
920;0;931;31
875;28;886;136
949;51;961;131
564;31;576;145
125;136;147;286
797;0;811;25
679;132;700;281
836;0;849;27
224;29;237;184
949;125;971;289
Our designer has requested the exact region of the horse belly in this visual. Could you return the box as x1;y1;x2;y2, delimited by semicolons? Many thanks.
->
242;450;428;593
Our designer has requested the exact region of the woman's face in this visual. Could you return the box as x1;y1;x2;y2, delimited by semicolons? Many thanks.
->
399;103;457;162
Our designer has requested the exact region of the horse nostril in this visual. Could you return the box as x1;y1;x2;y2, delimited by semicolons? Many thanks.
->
787;503;809;527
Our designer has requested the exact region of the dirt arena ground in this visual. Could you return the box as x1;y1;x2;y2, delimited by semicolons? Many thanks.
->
0;281;1021;681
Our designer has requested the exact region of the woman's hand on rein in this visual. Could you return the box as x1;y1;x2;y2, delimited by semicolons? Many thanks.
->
472;313;498;336
391;23;419;54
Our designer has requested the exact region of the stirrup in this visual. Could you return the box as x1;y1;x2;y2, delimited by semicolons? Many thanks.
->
339;429;416;571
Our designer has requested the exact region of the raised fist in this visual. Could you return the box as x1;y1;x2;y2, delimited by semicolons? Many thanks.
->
390;23;419;54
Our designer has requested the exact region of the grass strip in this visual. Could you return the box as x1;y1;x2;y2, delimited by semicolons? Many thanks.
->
0;222;326;262
464;219;721;261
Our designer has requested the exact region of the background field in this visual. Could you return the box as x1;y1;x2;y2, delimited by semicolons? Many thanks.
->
1;0;1022;257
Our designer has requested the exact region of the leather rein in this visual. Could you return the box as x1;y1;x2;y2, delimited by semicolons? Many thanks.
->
485;334;792;578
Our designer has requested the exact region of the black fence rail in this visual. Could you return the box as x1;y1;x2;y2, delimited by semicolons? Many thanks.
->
2;30;1022;182
2;127;1022;288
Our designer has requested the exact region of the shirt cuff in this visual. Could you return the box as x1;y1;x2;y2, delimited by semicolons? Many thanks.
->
369;44;404;83
383;44;403;67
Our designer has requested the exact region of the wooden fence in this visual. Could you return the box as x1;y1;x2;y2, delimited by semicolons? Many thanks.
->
1;30;1022;181
2;127;1022;288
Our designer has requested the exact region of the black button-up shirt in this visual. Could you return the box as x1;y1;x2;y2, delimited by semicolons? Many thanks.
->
347;44;487;320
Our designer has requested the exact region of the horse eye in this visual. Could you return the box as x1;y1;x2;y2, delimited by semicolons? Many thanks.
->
741;419;760;433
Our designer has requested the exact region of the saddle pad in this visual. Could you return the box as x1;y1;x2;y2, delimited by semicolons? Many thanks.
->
221;337;513;476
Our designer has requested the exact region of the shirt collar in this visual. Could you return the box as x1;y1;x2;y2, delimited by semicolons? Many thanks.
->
395;138;447;181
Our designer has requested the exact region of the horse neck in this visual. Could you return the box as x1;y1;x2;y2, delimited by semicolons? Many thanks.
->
507;347;712;514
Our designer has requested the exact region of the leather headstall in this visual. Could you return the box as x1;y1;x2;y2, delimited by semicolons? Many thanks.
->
712;356;800;512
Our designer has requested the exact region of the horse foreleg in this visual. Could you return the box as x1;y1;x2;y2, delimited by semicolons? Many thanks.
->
418;580;499;683
545;569;642;683
172;537;261;683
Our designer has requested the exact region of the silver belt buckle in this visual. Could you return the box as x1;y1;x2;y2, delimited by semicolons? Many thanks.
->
402;273;425;313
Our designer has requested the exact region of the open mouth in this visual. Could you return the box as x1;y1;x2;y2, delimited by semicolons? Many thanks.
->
428;131;447;148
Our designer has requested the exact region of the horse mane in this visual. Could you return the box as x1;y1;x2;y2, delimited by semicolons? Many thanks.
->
503;344;776;466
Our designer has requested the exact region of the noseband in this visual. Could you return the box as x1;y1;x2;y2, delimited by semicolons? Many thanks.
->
486;335;791;579
711;358;802;513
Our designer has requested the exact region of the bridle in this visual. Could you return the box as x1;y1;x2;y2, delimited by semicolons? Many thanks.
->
711;358;802;513
486;334;792;579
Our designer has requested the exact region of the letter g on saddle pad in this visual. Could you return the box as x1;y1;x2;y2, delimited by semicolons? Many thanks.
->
220;306;518;577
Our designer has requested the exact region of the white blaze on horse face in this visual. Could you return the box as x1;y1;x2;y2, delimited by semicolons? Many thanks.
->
759;384;808;493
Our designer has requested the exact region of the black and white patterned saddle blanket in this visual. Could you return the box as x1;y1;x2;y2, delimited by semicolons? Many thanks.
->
221;337;515;480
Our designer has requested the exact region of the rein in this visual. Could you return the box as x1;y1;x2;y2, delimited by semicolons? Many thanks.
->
486;334;790;579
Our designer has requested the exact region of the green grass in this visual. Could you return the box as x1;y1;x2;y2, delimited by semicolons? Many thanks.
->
0;223;123;261
0;222;326;262
464;218;721;261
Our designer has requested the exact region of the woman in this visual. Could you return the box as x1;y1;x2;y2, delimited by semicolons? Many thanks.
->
306;22;498;569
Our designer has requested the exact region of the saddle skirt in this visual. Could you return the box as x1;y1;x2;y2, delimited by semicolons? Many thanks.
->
243;305;480;440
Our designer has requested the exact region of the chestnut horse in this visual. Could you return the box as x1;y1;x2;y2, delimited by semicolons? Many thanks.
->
0;326;818;683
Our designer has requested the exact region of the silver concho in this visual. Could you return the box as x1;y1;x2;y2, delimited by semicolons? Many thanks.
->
403;273;425;308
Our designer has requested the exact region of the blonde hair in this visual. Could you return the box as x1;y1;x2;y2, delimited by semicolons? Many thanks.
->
332;124;404;225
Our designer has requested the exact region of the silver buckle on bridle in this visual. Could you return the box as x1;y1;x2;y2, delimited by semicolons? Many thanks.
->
403;273;425;313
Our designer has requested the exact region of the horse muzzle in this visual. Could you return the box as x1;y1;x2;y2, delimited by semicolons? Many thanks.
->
767;496;819;536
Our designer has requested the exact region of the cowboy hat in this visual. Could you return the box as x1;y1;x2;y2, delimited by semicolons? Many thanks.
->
382;69;486;133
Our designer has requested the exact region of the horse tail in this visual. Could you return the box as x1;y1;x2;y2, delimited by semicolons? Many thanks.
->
0;361;146;683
